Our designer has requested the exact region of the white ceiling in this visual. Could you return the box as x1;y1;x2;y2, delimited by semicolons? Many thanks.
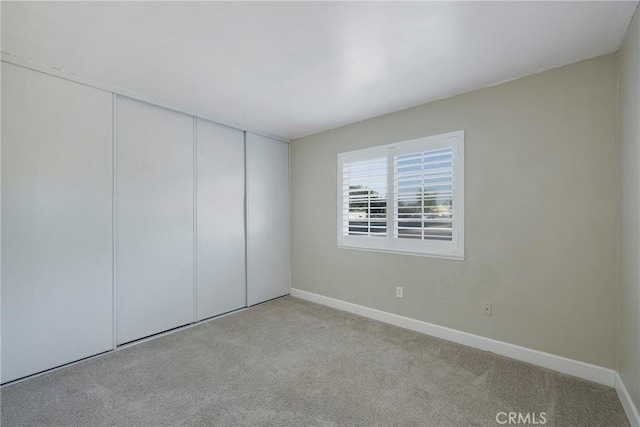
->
2;1;638;140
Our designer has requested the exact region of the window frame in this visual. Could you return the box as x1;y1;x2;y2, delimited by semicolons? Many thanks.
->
337;130;465;260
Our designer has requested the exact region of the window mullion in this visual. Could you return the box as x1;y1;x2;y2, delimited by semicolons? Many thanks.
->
421;158;425;240
387;148;394;248
367;168;371;237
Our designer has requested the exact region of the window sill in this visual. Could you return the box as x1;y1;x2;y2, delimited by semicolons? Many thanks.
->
337;245;465;261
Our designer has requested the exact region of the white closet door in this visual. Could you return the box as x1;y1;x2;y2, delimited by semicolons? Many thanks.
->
196;119;246;320
1;63;113;383
246;133;291;305
116;97;194;345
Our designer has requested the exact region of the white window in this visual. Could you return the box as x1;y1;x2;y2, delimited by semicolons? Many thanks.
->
337;131;464;259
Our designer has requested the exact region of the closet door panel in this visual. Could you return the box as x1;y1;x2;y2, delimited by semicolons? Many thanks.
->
116;97;194;344
246;133;291;306
1;63;113;383
196;119;246;320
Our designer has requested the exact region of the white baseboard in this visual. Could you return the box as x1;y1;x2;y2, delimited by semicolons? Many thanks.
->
615;372;640;427
290;288;616;387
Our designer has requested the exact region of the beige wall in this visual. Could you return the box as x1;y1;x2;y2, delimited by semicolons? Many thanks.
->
618;10;640;411
291;54;619;369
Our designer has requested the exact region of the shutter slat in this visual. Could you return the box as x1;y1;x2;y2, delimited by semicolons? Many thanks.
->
341;157;388;237
394;147;455;242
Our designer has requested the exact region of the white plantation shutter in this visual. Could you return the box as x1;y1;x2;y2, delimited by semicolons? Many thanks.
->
337;131;464;259
341;157;388;237
394;147;454;241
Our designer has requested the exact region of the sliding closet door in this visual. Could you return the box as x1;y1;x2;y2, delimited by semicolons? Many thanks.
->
116;97;194;345
1;63;113;383
246;133;291;305
196;120;246;320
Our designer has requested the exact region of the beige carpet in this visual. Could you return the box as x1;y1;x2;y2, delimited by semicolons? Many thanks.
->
0;296;629;426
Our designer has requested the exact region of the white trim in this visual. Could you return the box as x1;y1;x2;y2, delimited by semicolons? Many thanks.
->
615;372;640;427
454;132;465;256
337;245;465;260
0;52;290;145
111;93;118;350
288;140;293;293
193;117;198;323
290;288;616;387
243;132;249;309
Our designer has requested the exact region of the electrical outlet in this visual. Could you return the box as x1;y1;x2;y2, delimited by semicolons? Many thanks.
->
396;287;404;298
482;302;492;316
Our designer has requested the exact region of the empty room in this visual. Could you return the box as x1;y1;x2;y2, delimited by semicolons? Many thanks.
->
1;1;640;426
